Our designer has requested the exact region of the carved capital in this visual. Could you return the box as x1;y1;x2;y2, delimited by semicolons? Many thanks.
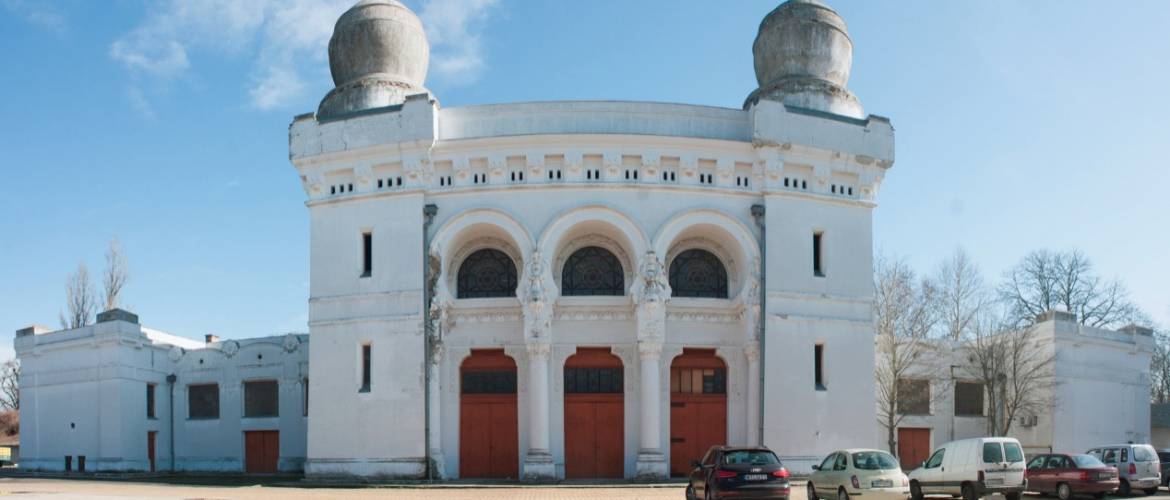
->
526;342;551;361
631;251;671;307
638;341;663;360
744;342;761;363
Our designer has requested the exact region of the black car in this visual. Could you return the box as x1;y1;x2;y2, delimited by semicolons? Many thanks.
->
687;445;791;500
1159;450;1170;486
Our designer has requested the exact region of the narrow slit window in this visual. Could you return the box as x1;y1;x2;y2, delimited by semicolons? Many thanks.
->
361;232;373;277
813;232;825;277
814;344;826;391
360;344;372;392
146;383;156;419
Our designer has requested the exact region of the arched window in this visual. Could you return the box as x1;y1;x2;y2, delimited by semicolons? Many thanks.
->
561;246;624;296
457;249;518;299
669;249;728;298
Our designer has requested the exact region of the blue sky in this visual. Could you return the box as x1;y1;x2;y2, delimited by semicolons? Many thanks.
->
1;0;1168;360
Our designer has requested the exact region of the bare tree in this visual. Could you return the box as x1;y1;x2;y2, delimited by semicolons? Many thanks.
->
0;360;17;411
59;262;97;330
874;255;942;454
935;248;987;341
999;249;1136;329
1152;331;1170;404
962;306;1055;436
102;237;129;311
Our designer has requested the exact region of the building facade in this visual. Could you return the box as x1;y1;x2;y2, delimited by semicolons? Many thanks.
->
15;310;309;473
888;312;1155;468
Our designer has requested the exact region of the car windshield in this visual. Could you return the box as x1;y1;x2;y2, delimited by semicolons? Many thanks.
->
1134;446;1157;462
723;450;780;466
1073;455;1105;468
852;451;900;470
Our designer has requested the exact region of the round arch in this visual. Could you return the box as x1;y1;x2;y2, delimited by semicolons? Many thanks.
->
430;208;534;300
653;209;759;301
537;205;649;295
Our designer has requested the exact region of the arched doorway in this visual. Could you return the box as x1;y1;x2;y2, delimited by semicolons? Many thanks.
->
460;349;519;478
669;348;727;477
563;347;624;478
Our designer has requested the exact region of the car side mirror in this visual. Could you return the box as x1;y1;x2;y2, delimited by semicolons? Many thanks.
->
920;461;927;468
691;460;701;468
812;465;821;471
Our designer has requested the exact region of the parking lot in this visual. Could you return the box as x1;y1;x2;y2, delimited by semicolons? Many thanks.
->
0;478;1166;500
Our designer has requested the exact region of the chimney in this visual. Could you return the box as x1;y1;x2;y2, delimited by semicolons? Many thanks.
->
205;334;219;344
96;308;139;324
1034;309;1075;324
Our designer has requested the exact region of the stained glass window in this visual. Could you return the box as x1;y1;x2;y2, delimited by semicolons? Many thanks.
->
457;249;518;298
561;246;624;296
669;249;728;298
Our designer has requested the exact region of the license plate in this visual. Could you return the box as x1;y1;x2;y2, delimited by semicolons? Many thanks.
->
872;479;894;488
985;478;1004;486
1097;473;1114;480
743;474;768;481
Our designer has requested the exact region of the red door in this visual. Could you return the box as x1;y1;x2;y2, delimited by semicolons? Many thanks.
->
564;348;625;479
147;431;156;472
244;431;279;473
897;428;931;470
669;349;727;477
459;350;519;479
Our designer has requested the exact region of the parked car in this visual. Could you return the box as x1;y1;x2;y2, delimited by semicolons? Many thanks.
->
908;437;1026;500
686;446;790;500
1025;453;1119;500
807;449;910;500
1086;444;1161;496
1157;449;1170;487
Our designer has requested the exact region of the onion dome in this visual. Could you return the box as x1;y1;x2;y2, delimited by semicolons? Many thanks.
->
318;0;430;120
746;0;864;118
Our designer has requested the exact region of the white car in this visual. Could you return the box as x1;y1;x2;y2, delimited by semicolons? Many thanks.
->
908;437;1026;500
1087;444;1162;496
808;449;910;500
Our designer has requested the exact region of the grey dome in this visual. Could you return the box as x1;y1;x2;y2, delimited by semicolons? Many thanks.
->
746;0;863;118
318;0;430;119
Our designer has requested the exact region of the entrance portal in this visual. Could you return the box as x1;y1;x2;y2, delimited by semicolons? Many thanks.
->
669;348;727;477
563;347;624;479
459;349;519;479
243;430;279;473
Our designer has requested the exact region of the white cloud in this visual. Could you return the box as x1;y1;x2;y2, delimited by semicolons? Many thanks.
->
109;0;499;114
420;0;499;86
2;0;68;35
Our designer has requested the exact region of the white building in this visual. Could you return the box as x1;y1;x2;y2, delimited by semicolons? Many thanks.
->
16;0;895;479
887;311;1155;468
15;309;309;473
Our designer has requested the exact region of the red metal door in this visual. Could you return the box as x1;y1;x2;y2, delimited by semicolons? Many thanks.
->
459;350;519;479
244;431;279;473
669;349;727;477
897;428;931;470
564;348;625;479
147;431;156;472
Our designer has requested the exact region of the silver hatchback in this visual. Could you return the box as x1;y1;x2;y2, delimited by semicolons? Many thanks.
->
1087;444;1161;496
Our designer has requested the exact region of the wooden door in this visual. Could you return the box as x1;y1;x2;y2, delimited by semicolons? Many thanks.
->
669;349;727;477
564;348;625;479
897;428;931;470
147;431;156;472
244;430;279;473
460;350;519;479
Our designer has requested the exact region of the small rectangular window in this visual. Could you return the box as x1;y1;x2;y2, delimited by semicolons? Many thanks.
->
955;381;985;416
188;383;220;419
814;344;826;391
897;379;931;415
303;378;309;417
243;380;279;418
813;232;825;277
360;344;372;393
146;383;156;419
361;232;372;277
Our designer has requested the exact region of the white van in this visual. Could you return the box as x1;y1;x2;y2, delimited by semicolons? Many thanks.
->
908;437;1027;500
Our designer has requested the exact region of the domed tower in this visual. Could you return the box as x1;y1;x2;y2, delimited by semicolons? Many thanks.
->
318;0;430;120
746;0;863;118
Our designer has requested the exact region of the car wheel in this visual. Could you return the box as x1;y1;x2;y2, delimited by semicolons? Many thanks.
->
1093;494;1106;500
839;487;851;500
962;483;978;500
1005;492;1021;500
1120;479;1132;496
1057;483;1072;500
808;482;819;500
910;481;924;500
705;483;715;500
685;485;696;500
1144;488;1159;496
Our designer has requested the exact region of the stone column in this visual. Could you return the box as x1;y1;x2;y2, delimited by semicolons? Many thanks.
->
426;340;445;477
744;342;761;446
636;341;667;478
523;342;555;480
